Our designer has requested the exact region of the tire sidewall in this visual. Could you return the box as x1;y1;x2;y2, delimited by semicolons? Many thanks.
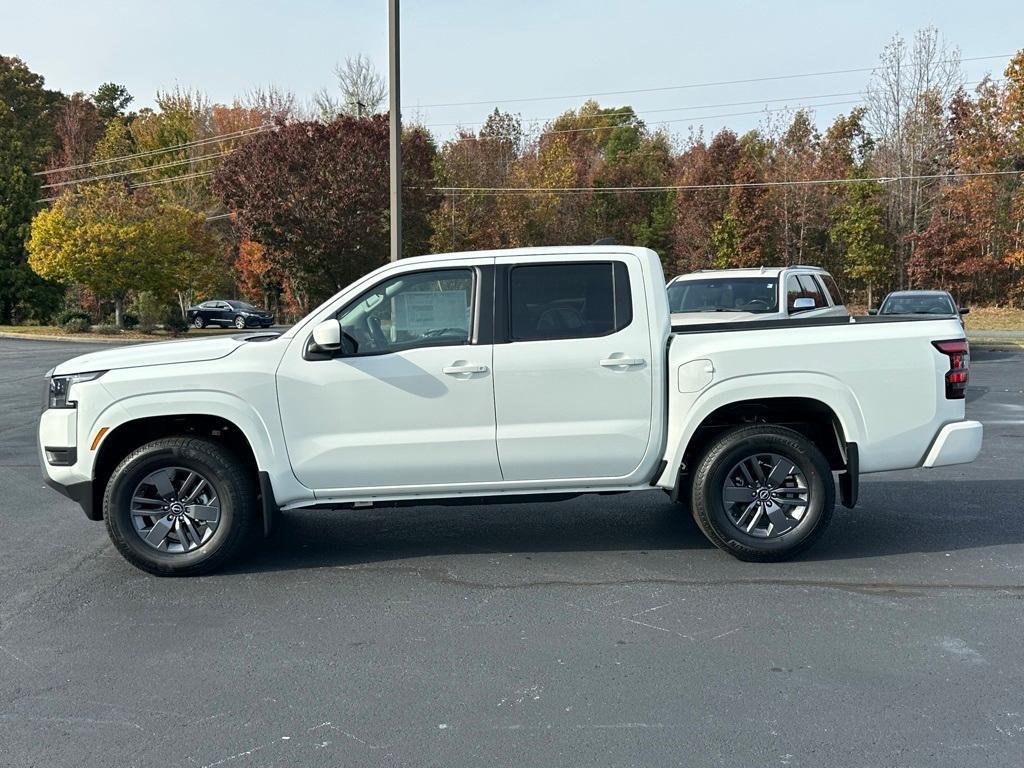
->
697;431;831;554
105;443;241;572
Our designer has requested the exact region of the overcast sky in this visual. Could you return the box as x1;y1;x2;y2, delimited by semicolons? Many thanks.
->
3;0;1021;142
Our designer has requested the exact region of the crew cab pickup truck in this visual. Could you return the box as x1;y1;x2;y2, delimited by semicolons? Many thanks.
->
39;246;983;575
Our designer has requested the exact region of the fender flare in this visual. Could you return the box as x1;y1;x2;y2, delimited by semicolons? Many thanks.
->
657;371;867;489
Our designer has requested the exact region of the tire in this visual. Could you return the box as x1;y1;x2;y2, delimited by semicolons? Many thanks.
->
103;437;256;576
689;425;834;562
233;315;247;329
193;316;205;329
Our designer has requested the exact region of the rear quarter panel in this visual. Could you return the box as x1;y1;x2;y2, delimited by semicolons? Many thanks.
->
659;317;967;487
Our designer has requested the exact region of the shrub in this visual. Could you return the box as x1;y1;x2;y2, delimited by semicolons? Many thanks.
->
93;324;120;335
163;315;189;335
131;292;167;330
56;308;91;326
121;313;139;330
61;317;91;333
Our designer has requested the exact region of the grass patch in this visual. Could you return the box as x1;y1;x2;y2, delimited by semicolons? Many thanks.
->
0;325;235;341
963;307;1024;332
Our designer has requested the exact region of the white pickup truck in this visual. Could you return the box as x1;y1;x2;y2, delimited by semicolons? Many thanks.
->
39;246;982;575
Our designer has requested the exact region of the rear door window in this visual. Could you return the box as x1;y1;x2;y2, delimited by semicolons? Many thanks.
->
508;262;631;341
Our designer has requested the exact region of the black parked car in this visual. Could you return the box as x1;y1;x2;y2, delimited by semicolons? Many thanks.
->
869;290;968;328
186;300;274;329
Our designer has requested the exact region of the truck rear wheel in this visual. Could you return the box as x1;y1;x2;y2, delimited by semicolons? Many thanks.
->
103;437;255;576
690;425;834;562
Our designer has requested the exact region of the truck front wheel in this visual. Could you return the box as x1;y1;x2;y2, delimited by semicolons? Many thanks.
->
690;425;835;562
103;437;256;576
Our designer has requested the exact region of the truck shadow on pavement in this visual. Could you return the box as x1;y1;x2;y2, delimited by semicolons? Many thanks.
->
224;478;1023;573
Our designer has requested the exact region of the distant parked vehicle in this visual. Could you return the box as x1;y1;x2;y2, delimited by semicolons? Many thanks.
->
667;266;847;324
187;300;274;329
870;291;968;328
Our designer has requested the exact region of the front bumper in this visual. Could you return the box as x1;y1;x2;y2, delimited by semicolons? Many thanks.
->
922;420;983;468
38;406;99;519
38;437;97;519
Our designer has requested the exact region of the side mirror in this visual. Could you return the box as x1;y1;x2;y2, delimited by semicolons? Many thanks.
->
311;319;342;352
959;306;970;315
867;308;878;315
792;297;816;311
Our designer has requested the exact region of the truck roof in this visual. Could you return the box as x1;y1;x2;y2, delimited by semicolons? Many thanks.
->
401;245;657;263
668;265;825;282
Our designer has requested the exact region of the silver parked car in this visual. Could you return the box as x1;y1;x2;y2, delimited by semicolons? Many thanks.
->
870;290;968;328
667;266;848;325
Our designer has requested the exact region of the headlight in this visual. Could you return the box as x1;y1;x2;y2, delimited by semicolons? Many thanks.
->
48;371;106;409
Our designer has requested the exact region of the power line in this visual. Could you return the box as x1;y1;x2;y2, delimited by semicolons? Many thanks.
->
35;125;271;177
433;169;1022;195
40;149;236;190
422;91;865;129
405;53;1011;109
35;169;219;203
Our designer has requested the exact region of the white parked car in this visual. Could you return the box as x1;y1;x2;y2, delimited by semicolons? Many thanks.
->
667;266;848;324
39;246;980;575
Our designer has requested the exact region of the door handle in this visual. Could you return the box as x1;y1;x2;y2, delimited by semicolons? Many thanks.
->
600;356;646;368
442;363;489;375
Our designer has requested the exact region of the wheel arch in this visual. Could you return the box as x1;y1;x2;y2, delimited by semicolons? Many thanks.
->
659;374;865;491
88;406;282;532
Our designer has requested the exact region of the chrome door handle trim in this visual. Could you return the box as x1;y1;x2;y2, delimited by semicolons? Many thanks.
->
600;357;646;368
442;363;489;375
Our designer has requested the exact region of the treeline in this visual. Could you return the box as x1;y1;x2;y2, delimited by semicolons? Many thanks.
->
2;31;1023;328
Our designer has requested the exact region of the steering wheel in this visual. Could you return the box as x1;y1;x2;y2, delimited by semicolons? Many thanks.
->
364;316;389;349
743;298;771;309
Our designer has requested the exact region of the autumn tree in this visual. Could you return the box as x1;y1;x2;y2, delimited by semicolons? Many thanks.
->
431;110;523;252
214;115;438;312
27;185;214;326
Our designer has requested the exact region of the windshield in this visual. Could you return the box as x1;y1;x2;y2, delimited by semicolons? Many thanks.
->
228;300;258;310
668;277;779;313
879;294;955;315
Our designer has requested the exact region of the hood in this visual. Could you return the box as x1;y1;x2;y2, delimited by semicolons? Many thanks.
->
671;311;767;326
52;335;248;376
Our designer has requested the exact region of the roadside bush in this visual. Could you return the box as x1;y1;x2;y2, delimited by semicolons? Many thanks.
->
122;313;139;330
163;315;189;335
56;308;91;326
61;317;91;333
131;292;167;331
93;324;120;335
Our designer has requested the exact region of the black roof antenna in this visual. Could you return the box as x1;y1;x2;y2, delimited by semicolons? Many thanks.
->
592;237;617;246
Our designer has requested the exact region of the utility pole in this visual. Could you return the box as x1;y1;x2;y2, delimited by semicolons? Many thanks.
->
388;0;402;261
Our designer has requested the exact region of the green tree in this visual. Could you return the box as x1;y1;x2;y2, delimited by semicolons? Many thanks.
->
0;56;65;323
830;183;891;306
91;82;133;122
27;185;211;326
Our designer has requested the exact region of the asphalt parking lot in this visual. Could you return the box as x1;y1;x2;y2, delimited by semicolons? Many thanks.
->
1;337;1023;767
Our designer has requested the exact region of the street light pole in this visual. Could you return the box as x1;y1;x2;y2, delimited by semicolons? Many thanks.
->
388;0;402;261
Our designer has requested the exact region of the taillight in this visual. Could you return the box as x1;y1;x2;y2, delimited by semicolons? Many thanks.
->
932;339;970;399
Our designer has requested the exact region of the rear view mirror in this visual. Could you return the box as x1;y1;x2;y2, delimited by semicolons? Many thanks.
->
867;308;878;315
959;306;970;315
792;297;816;311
